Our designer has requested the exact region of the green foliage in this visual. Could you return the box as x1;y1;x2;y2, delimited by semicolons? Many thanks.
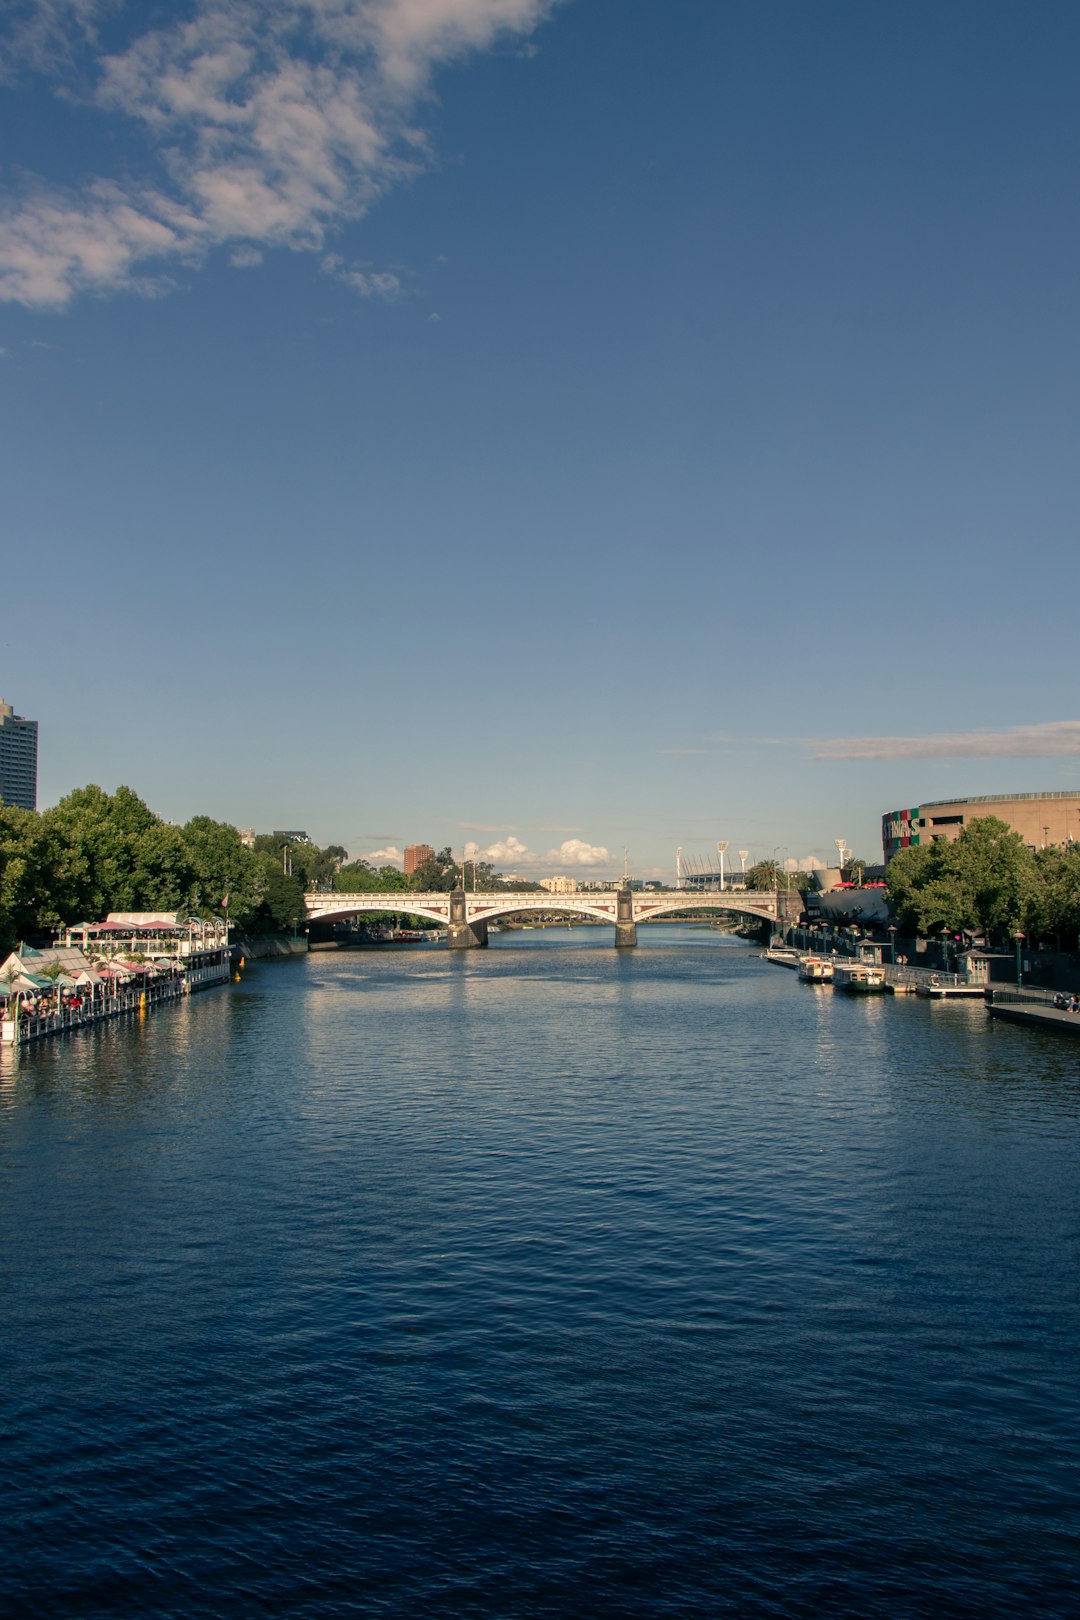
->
0;790;353;944
1024;845;1080;947
252;834;346;890
250;861;307;934
746;860;781;891
181;816;259;921
409;846;460;891
886;817;1037;941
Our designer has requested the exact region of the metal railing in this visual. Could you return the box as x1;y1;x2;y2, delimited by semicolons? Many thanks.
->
988;986;1071;1008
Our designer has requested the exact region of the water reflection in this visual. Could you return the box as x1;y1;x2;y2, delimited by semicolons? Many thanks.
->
3;928;1079;1618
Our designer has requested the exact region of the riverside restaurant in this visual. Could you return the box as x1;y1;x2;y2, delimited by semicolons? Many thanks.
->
0;913;230;1046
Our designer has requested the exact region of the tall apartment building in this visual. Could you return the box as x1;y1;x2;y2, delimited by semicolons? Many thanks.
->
0;698;38;811
404;843;434;875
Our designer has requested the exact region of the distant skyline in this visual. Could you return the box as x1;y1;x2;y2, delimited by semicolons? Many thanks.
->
3;1;1079;881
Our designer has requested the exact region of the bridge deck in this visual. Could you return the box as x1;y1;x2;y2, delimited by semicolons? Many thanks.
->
305;889;778;926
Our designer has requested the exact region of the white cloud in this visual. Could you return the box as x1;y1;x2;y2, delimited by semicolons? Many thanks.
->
545;838;611;867
462;833;612;869
0;0;560;308
229;244;263;267
464;834;532;865
812;721;1080;761
363;844;403;865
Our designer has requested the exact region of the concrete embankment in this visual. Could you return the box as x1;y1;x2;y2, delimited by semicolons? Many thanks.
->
237;935;308;960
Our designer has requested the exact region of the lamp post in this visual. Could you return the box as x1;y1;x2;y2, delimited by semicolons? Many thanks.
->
1014;930;1024;989
716;840;728;892
888;925;898;965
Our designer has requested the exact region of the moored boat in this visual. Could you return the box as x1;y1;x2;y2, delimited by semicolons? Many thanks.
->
833;962;887;994
798;954;834;982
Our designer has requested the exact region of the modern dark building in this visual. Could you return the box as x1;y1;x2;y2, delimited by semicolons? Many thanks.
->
0;698;38;811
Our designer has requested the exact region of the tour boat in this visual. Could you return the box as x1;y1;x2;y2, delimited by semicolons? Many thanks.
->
798;955;834;982
833;962;887;994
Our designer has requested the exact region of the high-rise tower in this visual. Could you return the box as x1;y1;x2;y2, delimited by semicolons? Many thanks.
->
0;698;38;811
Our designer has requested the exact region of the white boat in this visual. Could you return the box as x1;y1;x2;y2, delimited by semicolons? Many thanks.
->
798;954;834;982
833;962;887;994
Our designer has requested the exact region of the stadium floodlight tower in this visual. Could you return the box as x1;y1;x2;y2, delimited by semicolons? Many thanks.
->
738;849;749;876
716;841;728;891
676;847;683;889
834;837;847;875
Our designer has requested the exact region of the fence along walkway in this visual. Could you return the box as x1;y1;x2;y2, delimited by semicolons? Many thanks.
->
3;975;185;1045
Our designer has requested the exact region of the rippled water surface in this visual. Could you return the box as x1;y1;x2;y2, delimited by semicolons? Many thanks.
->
3;929;1080;1617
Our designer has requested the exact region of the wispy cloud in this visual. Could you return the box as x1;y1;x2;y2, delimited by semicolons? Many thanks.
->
321;252;401;298
811;721;1080;761
0;0;559;308
660;747;707;757
458;821;517;833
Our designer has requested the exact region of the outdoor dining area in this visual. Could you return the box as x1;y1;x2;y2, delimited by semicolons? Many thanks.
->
1;939;186;1045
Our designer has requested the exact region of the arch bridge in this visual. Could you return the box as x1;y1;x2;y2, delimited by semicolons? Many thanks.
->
304;887;779;948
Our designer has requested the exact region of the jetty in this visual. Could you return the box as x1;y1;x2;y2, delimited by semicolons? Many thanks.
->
986;987;1080;1036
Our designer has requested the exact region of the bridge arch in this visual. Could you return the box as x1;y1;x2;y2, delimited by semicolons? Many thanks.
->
304;888;779;945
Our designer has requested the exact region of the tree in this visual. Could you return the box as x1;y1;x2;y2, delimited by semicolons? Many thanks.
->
745;860;781;891
249;860;306;934
1024;846;1080;949
885;817;1036;941
409;847;460;891
181;817;260;926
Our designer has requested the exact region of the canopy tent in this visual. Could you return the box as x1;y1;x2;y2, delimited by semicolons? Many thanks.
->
0;973;49;997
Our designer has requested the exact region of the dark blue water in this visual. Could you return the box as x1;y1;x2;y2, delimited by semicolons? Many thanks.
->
3;928;1079;1617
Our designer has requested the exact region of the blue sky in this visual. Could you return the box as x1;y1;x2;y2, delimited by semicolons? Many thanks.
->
3;0;1079;880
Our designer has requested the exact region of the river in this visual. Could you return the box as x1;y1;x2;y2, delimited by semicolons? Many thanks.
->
2;926;1079;1617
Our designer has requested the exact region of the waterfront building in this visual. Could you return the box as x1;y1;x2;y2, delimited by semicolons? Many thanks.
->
883;792;1080;860
404;844;434;875
540;875;578;895
0;697;38;811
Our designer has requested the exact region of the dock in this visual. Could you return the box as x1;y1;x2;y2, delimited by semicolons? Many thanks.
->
986;988;1080;1035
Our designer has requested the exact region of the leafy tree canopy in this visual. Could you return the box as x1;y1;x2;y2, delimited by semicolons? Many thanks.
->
886;817;1037;941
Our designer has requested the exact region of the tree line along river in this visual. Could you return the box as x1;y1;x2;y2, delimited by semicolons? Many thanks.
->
2;925;1078;1618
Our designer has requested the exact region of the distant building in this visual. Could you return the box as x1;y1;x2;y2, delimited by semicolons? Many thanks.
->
404;843;434;875
884;792;1080;860
0;698;38;811
540;875;578;894
239;828;255;849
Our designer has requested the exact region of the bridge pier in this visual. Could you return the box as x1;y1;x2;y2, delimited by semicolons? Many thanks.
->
615;884;637;948
447;888;489;950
